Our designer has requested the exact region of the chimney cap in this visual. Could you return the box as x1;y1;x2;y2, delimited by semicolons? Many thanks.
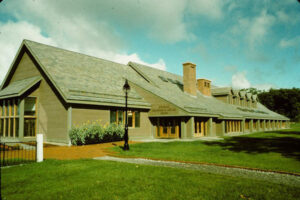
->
182;62;196;66
197;78;211;82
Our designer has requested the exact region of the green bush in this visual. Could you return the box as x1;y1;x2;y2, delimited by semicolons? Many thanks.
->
69;120;124;145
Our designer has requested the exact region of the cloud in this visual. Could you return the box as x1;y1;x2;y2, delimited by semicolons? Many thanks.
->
231;71;251;89
2;0;195;44
0;20;166;85
108;53;166;71
279;36;300;48
247;10;275;48
231;71;275;91
252;83;275;91
188;0;224;19
0;21;56;84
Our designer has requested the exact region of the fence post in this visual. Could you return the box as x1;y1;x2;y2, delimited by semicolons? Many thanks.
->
36;134;43;162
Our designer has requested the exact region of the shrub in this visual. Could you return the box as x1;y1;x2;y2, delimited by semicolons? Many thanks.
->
69;120;125;145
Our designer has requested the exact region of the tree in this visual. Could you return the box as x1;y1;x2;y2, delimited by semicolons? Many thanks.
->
240;87;263;95
258;88;300;122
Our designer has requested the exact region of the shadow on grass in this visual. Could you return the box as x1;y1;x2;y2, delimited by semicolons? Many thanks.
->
204;132;300;161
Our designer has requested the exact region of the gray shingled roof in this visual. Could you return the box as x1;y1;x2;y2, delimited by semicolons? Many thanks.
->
0;40;288;120
23;40;150;108
211;87;232;96
0;76;41;100
127;62;288;120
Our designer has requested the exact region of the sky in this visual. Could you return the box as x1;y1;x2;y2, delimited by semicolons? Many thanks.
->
0;0;299;90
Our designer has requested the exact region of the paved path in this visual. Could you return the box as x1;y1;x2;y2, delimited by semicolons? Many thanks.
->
95;156;300;187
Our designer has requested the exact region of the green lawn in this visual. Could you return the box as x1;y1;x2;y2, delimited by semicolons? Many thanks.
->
113;123;300;173
2;159;300;200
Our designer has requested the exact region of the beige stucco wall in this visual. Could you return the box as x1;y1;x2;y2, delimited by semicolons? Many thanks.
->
72;107;110;126
128;111;152;139
9;52;69;143
214;95;228;104
9;52;40;83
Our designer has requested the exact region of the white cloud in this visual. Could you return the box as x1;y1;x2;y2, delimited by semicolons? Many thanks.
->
279;36;300;48
106;53;166;71
247;10;275;48
252;83;275;91
231;71;251;89
3;0;194;44
0;21;56;84
229;10;275;49
188;0;224;19
231;71;275;91
0;20;166;85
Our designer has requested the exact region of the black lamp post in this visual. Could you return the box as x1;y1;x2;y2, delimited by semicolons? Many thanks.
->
123;79;130;150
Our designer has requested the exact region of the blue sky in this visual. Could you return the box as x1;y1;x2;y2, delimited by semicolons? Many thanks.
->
0;0;299;90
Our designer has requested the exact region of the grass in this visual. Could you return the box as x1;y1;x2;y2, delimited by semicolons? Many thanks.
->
2;159;300;200
112;123;300;173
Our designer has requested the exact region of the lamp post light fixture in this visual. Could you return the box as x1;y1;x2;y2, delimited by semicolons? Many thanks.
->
123;79;130;150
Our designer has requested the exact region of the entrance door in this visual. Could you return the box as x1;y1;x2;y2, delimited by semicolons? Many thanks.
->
157;118;179;138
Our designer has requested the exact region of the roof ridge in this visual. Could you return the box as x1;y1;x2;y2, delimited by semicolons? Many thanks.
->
23;39;129;68
129;61;182;79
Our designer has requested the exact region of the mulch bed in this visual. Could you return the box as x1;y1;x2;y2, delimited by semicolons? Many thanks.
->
43;141;138;160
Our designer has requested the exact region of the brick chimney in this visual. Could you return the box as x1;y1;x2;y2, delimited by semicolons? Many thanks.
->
197;79;211;96
183;62;197;96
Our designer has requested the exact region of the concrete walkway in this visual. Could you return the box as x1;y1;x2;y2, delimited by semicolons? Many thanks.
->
95;156;300;187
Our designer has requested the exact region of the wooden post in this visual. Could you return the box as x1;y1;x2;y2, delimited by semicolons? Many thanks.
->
181;117;187;139
18;98;24;139
250;119;253;132
207;117;212;136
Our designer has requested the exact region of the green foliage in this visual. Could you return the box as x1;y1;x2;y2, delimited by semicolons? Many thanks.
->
69;120;124;145
241;87;263;95
258;88;300;122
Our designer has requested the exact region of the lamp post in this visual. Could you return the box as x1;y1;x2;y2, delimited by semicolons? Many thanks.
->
123;79;130;150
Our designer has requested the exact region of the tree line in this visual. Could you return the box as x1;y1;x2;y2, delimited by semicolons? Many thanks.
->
242;88;300;122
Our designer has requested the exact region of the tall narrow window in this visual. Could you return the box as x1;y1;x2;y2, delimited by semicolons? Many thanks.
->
24;97;37;137
110;110;140;128
110;110;116;124
135;111;140;128
128;111;133;127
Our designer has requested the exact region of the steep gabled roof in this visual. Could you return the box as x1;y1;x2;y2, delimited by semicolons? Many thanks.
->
0;40;150;108
0;40;288;120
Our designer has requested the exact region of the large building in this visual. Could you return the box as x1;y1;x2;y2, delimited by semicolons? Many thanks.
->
0;40;289;144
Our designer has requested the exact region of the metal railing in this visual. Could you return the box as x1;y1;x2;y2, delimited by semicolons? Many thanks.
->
0;141;37;166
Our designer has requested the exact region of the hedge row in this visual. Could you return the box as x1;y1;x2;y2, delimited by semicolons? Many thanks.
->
69;121;124;145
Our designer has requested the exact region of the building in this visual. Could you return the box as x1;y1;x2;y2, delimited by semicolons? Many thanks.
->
0;40;289;144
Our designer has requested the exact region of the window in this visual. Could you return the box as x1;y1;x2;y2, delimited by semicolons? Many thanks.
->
24;97;37;137
110;109;140;128
0;99;20;138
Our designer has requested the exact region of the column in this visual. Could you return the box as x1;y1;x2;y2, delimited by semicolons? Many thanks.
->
207;117;213;136
181;117;187;139
241;119;245;133
18;98;24;139
185;117;194;139
250;119;253;132
280;120;282;129
257;120;261;131
221;120;225;136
